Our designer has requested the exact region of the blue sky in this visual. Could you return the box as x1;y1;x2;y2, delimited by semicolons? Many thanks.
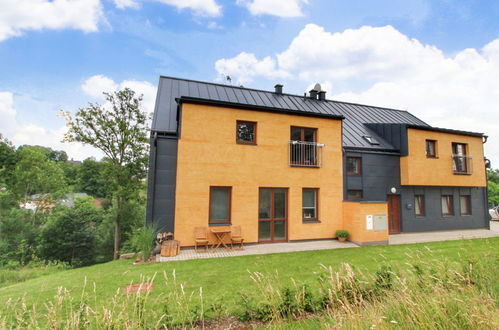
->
1;0;499;164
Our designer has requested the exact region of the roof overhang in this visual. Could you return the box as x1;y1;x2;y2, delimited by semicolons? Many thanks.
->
407;124;484;138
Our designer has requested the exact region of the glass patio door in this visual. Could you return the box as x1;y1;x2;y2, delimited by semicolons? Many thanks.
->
258;188;288;242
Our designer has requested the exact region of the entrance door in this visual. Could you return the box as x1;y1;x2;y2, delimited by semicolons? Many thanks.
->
258;188;288;242
387;195;401;234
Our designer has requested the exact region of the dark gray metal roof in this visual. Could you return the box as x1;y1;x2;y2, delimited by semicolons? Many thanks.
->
152;76;432;151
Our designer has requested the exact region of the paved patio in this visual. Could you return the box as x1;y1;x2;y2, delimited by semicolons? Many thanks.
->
157;239;358;262
389;221;499;245
157;222;499;262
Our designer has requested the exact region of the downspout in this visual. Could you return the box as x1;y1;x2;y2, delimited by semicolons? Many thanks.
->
483;135;490;229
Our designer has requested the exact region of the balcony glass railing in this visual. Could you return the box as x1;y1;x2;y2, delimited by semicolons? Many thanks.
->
288;141;323;167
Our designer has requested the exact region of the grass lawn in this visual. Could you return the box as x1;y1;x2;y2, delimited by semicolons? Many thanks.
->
0;237;497;328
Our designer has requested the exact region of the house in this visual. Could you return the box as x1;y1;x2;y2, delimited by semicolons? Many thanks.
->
146;76;489;246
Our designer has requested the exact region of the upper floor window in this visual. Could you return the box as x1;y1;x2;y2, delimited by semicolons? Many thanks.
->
415;195;425;216
426;140;437;158
452;143;469;174
236;121;257;145
209;186;231;224
441;195;454;216
302;188;318;221
346;157;361;176
290;126;321;167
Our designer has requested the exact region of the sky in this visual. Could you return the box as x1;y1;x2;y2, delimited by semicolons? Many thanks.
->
0;0;498;166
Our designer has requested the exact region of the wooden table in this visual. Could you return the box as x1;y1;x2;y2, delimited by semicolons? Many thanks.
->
210;227;231;251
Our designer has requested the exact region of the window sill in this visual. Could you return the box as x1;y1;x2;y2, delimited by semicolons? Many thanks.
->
453;172;472;175
209;222;231;226
236;141;257;146
426;156;438;159
347;173;361;176
303;219;321;223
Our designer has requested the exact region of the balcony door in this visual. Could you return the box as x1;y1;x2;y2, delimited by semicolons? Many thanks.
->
290;126;318;166
258;188;288;243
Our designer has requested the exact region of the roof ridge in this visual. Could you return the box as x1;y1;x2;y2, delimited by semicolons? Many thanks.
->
159;75;415;115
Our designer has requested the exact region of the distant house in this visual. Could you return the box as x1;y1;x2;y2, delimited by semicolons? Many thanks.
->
146;76;489;246
20;193;90;211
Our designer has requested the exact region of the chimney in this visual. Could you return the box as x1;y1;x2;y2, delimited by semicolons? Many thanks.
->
318;90;326;101
274;84;283;94
309;83;321;99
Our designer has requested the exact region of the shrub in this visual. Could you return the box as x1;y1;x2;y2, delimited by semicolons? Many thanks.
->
130;225;156;261
335;229;349;238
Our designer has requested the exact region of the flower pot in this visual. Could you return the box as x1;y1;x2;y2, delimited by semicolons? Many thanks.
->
338;237;347;243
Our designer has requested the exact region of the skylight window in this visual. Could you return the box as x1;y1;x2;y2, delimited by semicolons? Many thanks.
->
363;135;380;145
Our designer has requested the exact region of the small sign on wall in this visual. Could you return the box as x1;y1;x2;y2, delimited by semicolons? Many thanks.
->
366;215;373;230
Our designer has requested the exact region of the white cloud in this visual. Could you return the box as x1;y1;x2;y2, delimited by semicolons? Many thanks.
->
215;52;291;85
113;0;140;10
81;74;157;114
0;0;105;42
0;91;103;161
156;0;221;17
214;24;499;166
237;0;307;18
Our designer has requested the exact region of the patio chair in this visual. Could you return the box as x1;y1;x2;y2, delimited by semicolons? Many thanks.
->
230;225;244;250
194;227;209;253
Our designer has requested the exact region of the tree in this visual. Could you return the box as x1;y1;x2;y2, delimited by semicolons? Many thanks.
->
0;133;16;187
77;158;112;198
10;147;66;204
63;88;149;260
487;168;499;206
38;199;100;267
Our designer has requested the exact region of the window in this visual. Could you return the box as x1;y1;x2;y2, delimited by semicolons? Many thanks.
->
426;140;437;158
415;195;425;216
209;187;231;224
236;121;256;144
346;157;361;176
347;190;363;200
302;188;318;221
441;195;454;216
290;126;318;166
460;195;471;215
452;143;468;174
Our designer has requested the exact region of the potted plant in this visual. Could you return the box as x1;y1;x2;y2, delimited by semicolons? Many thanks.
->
335;229;349;242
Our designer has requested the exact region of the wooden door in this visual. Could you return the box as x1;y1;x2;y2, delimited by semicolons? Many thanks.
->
258;188;288;243
387;195;401;234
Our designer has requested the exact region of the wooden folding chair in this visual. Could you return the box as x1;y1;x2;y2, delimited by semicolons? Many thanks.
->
230;225;244;250
194;227;209;253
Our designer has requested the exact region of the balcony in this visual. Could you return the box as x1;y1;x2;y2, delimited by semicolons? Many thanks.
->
452;154;473;174
288;141;324;167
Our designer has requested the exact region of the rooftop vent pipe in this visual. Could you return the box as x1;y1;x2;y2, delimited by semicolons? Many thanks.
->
274;84;283;94
318;90;326;101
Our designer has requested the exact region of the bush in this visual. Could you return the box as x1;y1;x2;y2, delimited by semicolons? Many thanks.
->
38;199;101;267
335;229;349;238
130;225;156;261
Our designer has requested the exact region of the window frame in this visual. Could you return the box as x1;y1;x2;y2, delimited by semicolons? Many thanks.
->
460;195;472;215
452;142;469;174
441;194;454;216
302;188;319;222
346;157;362;176
347;190;363;200
290;126;317;143
236;120;257;145
425;139;437;158
414;194;425;217
209;186;232;225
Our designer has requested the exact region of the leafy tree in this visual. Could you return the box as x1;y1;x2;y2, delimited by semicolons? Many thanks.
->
38;199;101;267
0;133;16;187
487;168;499;207
77;158;112;198
63;88;149;259
60;161;81;188
9;147;66;204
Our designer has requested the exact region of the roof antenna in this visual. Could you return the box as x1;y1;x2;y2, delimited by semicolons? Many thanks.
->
226;75;232;85
303;92;306;100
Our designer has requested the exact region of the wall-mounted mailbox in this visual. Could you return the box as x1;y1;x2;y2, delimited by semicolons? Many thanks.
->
366;215;373;230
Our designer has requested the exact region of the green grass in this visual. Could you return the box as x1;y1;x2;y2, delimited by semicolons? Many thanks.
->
0;263;67;288
0;237;497;327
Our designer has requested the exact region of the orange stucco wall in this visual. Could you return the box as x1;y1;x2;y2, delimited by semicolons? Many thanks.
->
342;201;388;244
400;128;486;187
173;103;344;246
